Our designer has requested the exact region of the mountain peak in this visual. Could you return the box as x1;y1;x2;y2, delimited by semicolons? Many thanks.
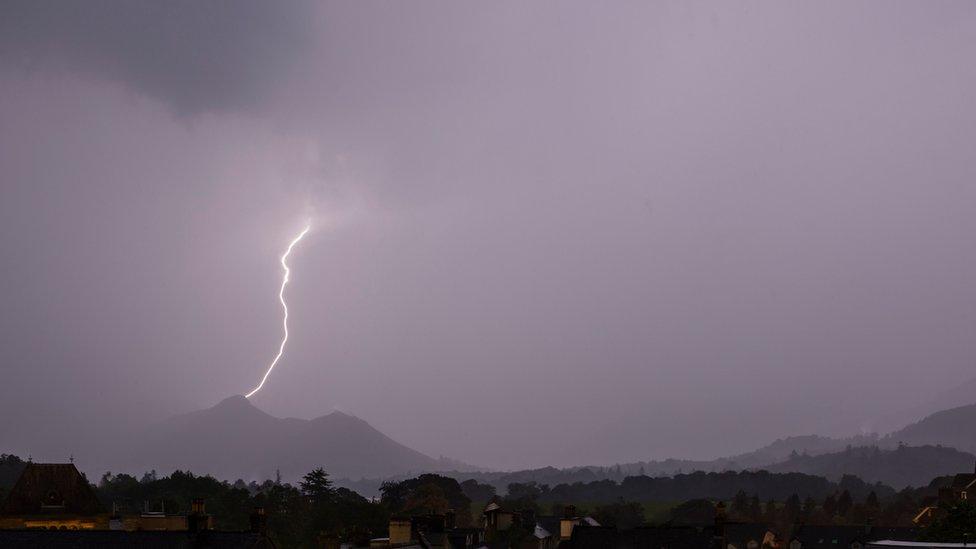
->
213;394;254;410
136;395;444;481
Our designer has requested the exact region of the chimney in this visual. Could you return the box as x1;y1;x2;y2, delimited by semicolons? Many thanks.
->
250;506;268;534
714;502;727;538
187;499;209;532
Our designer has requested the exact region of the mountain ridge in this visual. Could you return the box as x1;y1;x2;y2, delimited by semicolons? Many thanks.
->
111;394;463;483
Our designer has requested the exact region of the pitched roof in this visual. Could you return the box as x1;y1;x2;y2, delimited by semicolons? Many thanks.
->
950;473;976;490
1;463;102;516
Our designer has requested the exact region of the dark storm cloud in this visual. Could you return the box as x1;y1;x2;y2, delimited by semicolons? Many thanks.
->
0;0;313;115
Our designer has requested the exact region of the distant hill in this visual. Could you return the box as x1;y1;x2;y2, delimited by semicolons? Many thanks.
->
112;395;456;482
100;395;976;493
764;444;976;489
543;434;883;480
721;434;880;469
882;403;976;454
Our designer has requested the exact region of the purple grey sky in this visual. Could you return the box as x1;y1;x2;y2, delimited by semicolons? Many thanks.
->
1;2;976;470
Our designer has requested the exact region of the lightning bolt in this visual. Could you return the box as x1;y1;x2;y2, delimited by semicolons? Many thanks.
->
245;224;311;398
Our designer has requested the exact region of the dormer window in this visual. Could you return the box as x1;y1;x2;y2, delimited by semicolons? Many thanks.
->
40;490;65;509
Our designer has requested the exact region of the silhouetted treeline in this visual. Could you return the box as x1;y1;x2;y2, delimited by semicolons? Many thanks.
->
98;468;387;547
1;452;961;545
0;454;27;502
502;470;894;504
765;444;976;489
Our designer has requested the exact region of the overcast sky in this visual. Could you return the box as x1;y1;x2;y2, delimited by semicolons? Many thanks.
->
2;1;976;470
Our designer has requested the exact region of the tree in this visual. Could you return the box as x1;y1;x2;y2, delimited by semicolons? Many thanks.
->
880;491;918;527
748;495;762;522
822;494;837;517
669;499;715;525
506;482;548;502
405;483;451;515
300;468;335;504
784;494;801;520
802;496;817;519
593;500;645;530
837;490;853;518
730;490;750;519
460;479;496;503
381;474;473;526
865;491;879;510
504;482;549;513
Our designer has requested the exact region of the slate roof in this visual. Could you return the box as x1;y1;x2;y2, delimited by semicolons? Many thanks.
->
0;530;274;548
1;463;102;515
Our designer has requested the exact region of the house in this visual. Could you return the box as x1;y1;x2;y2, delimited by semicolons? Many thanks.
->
0;462;276;547
483;502;517;536
914;462;976;526
482;503;596;548
0;462;106;530
523;522;556;549
387;511;484;549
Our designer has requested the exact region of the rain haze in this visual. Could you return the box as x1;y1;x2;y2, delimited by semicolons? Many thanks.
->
2;1;976;476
